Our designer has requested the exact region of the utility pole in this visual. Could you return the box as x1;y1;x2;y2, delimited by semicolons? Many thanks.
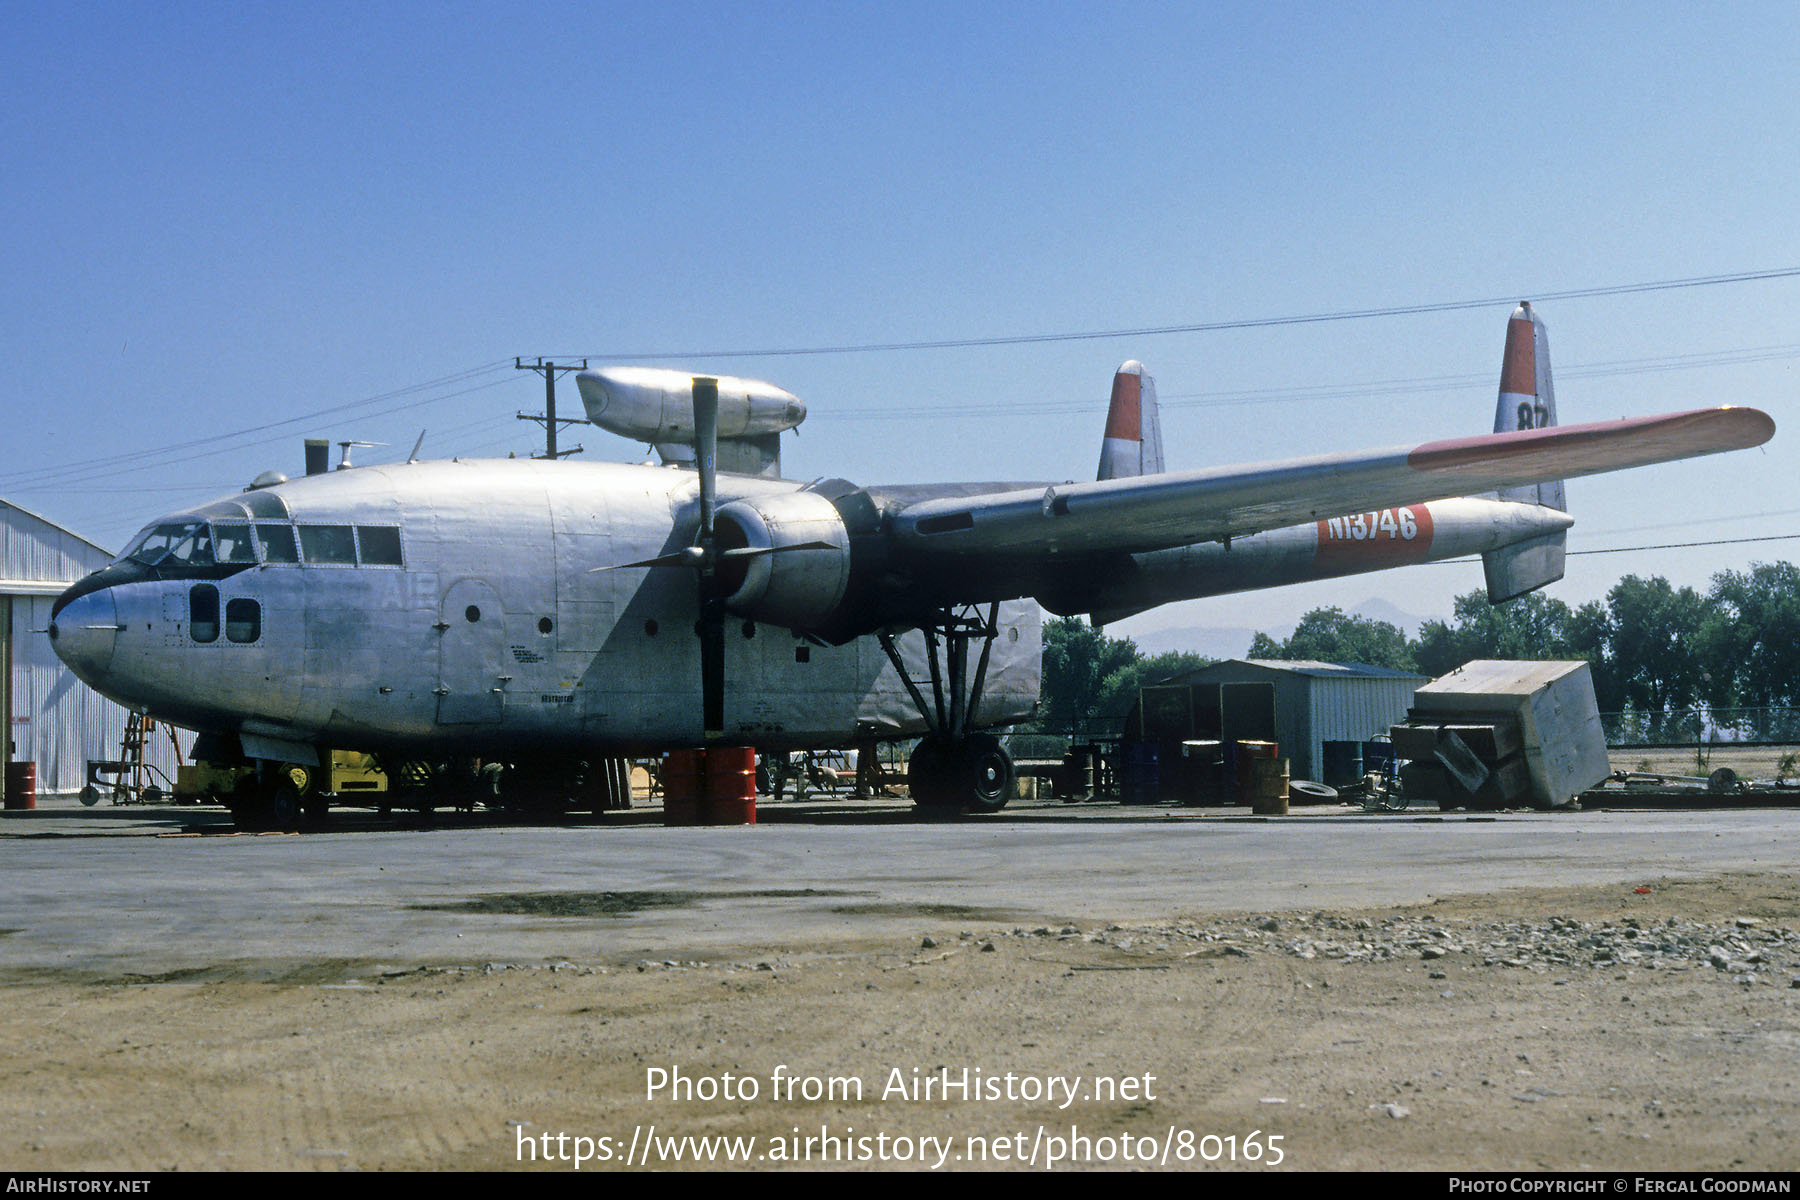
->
514;358;591;459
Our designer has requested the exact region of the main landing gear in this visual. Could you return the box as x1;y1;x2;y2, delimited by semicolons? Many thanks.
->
879;602;1015;815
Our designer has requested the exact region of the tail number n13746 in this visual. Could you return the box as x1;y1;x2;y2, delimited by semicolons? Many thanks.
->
1315;506;1433;567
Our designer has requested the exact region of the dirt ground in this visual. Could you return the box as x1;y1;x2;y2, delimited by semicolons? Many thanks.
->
4;871;1798;1173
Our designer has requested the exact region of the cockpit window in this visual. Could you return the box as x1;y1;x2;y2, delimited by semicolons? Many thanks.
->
196;499;253;522
189;585;219;643
126;520;212;567
356;525;403;566
213;523;258;564
242;490;290;520
169;524;214;566
255;524;299;564
298;524;357;565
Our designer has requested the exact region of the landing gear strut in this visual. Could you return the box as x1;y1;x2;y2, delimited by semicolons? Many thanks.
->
881;603;1015;814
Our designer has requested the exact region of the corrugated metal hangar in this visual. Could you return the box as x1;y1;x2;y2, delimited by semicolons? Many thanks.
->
2;500;181;797
1151;659;1427;784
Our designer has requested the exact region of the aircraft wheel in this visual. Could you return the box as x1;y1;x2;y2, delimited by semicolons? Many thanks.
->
268;782;304;832
958;734;1014;815
907;736;960;810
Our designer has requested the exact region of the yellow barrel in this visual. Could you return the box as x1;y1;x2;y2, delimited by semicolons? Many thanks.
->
1251;756;1289;815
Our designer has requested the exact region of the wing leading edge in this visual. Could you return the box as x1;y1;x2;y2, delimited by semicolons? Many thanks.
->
890;406;1774;559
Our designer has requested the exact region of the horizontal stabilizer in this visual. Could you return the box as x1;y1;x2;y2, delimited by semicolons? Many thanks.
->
1483;531;1566;603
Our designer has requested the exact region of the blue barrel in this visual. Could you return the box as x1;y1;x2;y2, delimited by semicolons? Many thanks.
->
1118;742;1160;805
1364;740;1397;780
1323;740;1365;787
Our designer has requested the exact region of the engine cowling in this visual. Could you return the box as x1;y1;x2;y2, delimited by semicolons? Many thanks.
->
713;492;852;631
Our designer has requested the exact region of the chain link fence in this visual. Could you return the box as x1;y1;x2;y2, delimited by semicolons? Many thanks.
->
1601;707;1800;747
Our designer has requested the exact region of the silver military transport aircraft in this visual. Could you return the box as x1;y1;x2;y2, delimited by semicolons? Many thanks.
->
49;304;1774;825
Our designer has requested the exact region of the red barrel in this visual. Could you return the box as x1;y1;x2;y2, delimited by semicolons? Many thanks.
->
661;749;702;826
4;762;36;811
1233;740;1277;806
699;746;757;826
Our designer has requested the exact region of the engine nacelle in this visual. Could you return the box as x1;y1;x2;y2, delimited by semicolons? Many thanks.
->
575;366;806;443
714;492;852;631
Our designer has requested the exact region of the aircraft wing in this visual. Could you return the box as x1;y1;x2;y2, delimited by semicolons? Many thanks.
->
889;407;1774;558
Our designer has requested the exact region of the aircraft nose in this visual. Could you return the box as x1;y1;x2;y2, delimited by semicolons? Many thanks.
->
49;584;119;683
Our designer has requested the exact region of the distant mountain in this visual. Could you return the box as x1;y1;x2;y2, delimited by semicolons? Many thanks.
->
1344;597;1431;637
1128;624;1280;661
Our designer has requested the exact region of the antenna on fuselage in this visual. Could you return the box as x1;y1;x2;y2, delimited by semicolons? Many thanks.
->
336;440;387;470
408;430;427;463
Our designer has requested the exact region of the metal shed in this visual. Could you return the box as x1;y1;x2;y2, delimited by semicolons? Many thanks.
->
2;500;180;797
1166;659;1427;783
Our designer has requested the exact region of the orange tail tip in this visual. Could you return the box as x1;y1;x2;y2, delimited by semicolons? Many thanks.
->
1096;360;1164;480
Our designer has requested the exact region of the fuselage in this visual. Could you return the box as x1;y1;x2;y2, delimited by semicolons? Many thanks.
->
47;458;1040;757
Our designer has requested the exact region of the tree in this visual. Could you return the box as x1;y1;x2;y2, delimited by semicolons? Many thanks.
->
1035;616;1141;732
1092;650;1214;722
1602;576;1707;715
1697;562;1800;710
1412;590;1576;677
1247;606;1414;670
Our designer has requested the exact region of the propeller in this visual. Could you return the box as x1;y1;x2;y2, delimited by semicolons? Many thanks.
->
588;377;834;740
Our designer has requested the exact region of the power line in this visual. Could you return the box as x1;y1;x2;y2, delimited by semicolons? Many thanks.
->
1430;532;1800;567
0;366;517;491
561;266;1800;362
814;339;1800;422
1567;533;1800;557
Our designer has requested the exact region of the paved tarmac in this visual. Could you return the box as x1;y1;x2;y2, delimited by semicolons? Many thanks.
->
3;795;1797;979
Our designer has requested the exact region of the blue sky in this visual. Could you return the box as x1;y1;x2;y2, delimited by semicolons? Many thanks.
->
5;2;1798;645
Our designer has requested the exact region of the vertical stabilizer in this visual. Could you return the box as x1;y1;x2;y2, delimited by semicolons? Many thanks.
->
1484;301;1567;602
1096;360;1164;480
1493;302;1563;509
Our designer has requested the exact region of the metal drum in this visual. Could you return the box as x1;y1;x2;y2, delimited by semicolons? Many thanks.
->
700;746;757;826
1118;742;1160;805
1322;740;1364;788
1251;756;1290;815
3;762;34;811
1234;740;1277;805
662;749;702;826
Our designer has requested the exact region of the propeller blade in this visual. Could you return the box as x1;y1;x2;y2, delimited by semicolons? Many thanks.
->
694;377;719;550
588;546;705;572
692;376;725;740
716;540;836;561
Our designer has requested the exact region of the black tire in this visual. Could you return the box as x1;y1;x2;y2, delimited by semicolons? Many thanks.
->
958;734;1014;814
907;736;960;809
1287;779;1338;804
268;782;303;832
